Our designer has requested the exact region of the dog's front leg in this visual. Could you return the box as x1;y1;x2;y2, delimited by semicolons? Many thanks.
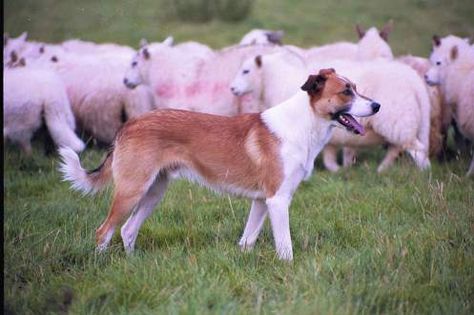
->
239;199;268;251
266;195;293;261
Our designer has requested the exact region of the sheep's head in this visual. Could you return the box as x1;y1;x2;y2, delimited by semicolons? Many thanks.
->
230;55;263;96
355;21;394;60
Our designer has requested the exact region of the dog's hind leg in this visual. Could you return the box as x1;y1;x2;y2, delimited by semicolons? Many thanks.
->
377;145;402;173
95;172;158;252
239;199;268;252
121;175;169;254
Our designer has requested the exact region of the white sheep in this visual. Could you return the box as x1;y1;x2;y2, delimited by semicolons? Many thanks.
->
123;40;286;116
27;46;155;144
4;66;85;154
426;35;474;176
398;55;447;158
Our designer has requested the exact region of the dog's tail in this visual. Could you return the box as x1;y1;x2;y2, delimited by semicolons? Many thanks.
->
58;147;113;195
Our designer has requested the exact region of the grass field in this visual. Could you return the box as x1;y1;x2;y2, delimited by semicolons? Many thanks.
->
4;0;474;314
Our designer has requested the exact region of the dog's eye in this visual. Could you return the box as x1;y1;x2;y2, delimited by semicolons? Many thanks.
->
436;61;441;66
243;70;249;74
132;61;137;67
342;89;353;96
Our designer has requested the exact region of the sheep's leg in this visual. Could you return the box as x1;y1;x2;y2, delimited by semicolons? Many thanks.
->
407;140;431;170
377;145;402;173
323;144;340;172
44;103;85;152
342;147;357;168
467;156;474;177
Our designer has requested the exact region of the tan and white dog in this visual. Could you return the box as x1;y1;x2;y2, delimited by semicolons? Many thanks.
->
59;69;380;261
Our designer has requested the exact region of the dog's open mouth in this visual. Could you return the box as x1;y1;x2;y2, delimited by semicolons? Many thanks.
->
335;112;365;135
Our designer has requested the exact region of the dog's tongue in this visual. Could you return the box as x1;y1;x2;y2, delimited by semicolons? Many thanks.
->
339;113;365;135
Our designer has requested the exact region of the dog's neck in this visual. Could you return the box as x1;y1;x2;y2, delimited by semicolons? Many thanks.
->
261;91;334;169
262;91;334;144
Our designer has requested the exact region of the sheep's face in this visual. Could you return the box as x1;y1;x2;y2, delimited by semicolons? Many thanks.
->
230;55;263;96
123;47;150;89
426;35;467;86
428;35;468;69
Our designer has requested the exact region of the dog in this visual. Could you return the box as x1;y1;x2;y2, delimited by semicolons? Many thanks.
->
59;68;380;261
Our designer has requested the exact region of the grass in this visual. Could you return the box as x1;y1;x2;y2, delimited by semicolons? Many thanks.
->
4;0;474;314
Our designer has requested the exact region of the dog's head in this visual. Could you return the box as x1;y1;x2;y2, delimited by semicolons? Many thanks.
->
301;68;380;135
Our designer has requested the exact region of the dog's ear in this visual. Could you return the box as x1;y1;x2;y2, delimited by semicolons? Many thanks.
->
19;57;26;67
450;45;458;60
255;55;262;68
432;35;441;47
355;24;366;39
379;20;394;42
301;69;334;95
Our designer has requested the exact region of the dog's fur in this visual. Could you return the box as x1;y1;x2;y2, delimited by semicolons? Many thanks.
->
59;69;379;261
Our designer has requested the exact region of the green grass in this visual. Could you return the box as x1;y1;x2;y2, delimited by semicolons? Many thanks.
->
4;0;474;314
4;142;474;314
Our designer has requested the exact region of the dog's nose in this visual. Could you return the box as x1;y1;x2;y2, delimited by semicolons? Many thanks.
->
123;78;129;86
371;102;381;113
230;87;236;92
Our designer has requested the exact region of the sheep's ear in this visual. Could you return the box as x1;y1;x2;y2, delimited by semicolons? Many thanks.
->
379;20;394;42
355;24;366;39
432;35;441;47
18;31;28;42
450;46;458;60
255;55;262;68
142;47;150;60
266;30;284;45
162;36;174;46
139;38;148;48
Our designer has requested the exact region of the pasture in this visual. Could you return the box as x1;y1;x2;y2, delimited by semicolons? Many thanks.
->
4;0;474;314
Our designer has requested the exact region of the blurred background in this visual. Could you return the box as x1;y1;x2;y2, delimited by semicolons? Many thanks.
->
5;0;474;56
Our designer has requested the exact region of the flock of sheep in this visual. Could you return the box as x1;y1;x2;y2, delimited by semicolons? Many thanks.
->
3;22;474;176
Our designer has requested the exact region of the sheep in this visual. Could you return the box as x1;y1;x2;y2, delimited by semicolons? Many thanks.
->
230;51;431;172
398;55;447;158
123;40;285;116
27;46;156;144
4;66;85;154
239;29;285;45
426;35;474;176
